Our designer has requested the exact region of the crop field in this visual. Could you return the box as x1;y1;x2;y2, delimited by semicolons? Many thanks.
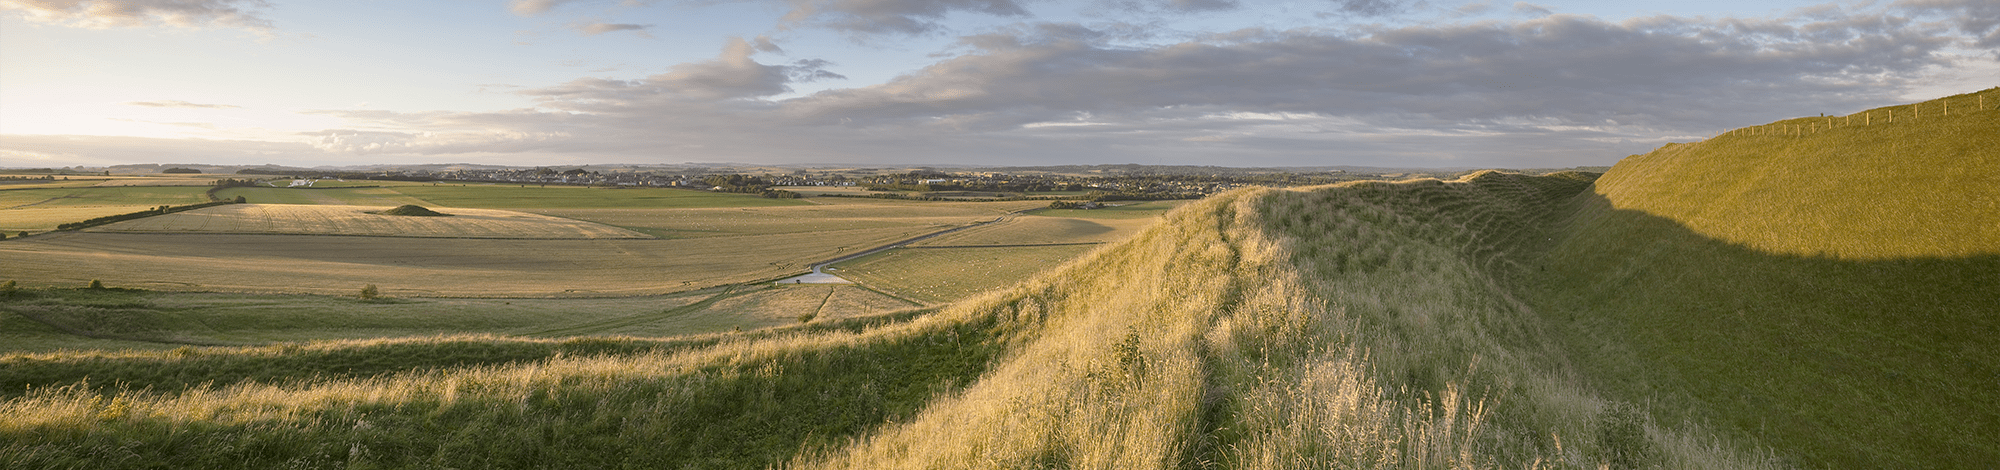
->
90;177;217;187
828;244;1101;304
213;184;809;210
0;282;921;356
84;204;652;239
213;186;434;206
0;186;210;209
1;186;217;232
1033;200;1189;219
537;199;1045;239
0;223;941;296
910;214;1152;246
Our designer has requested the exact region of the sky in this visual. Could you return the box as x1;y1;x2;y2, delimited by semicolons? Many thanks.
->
1;0;1994;169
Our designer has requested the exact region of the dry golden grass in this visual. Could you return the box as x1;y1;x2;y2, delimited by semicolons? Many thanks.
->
84;204;651;239
529;199;1043;239
90;177;216;187
0;225;941;297
910;215;1153;246
830;244;1100;304
0;206;161;233
1597;88;1999;259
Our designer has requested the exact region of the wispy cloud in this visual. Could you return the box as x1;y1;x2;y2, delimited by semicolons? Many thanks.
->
124;100;242;109
574;22;651;36
0;0;272;31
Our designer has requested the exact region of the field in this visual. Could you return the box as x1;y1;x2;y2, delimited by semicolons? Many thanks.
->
5;91;1991;470
829;244;1103;304
86;204;652;239
0;185;217;233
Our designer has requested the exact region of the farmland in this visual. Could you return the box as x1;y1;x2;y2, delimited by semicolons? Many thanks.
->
87;204;652;239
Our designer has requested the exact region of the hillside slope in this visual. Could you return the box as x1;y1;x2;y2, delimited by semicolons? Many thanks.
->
5;90;1994;469
1525;88;2000;469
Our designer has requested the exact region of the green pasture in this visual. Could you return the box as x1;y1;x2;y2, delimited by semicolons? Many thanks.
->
1032;200;1188;219
830;244;1100;304
393;184;810;209
212;184;808;210
0;186;210;209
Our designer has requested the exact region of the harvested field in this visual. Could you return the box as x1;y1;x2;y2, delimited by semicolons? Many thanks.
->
0;206;161;233
92;178;215;187
0;225;941;297
84;204;652;239
910;215;1148;246
538;200;1042;239
830;244;1101;304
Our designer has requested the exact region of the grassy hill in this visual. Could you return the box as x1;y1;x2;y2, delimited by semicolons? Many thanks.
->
3;89;1993;468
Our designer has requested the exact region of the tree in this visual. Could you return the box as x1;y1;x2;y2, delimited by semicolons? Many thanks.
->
233;195;247;203
359;284;379;300
87;279;104;289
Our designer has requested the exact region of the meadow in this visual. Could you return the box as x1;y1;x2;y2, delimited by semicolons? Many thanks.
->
86;204;652;239
2;89;1993;469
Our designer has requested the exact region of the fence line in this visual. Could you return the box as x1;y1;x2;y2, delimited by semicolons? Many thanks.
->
1708;88;1998;141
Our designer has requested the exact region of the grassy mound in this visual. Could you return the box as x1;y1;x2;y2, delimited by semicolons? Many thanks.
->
1594;87;1999;259
2;90;1991;469
374;204;450;217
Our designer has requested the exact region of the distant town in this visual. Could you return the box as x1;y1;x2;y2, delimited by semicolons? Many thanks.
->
5;163;1611;202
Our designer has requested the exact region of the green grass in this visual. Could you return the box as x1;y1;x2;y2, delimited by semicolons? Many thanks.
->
0;186;210;209
213;184;809;210
2;91;1990;469
390;184;810;209
831;244;1101;304
1031;200;1189;219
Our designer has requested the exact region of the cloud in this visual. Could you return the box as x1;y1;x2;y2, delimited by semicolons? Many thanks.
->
774;0;1032;35
781;11;1960;135
1331;0;1404;17
124;100;241;109
524;37;842;104
1895;0;2000;49
72;3;1975;169
0;0;272;30
508;0;584;16
574;22;651;36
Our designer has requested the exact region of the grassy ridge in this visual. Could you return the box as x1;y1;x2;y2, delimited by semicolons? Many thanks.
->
1595;88;1999;259
1525;88;2000;468
4;92;1990;468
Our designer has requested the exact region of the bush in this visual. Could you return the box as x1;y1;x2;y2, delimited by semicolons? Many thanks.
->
359;284;379;300
376;205;449;217
87;279;104;289
1;280;15;295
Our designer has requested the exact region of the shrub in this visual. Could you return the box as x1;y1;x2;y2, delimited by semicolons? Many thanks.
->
233;195;247;203
359;284;379;300
1;280;15;295
87;279;104;289
376;205;449;217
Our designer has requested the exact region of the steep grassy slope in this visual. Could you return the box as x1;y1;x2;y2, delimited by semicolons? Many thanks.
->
1595;88;1998;259
1523;89;2000;469
4;91;1990;469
